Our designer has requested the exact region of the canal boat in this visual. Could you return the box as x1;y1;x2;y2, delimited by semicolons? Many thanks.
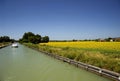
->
11;43;18;48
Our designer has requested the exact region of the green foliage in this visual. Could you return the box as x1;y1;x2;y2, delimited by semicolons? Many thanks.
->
19;32;49;44
0;36;13;43
23;32;35;40
35;34;41;43
41;36;49;43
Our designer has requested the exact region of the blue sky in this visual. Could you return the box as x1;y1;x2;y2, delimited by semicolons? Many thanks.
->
0;0;120;40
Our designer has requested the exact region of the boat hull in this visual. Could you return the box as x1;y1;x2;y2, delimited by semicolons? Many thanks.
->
11;43;18;48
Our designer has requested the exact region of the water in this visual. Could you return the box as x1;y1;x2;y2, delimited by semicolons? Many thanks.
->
0;44;112;81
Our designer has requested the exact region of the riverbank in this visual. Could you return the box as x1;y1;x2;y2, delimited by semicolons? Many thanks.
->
23;43;120;81
0;42;11;49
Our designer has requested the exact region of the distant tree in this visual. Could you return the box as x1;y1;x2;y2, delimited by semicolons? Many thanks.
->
105;37;113;42
95;38;101;42
28;36;35;43
72;39;77;42
4;36;10;42
84;39;88;41
22;32;35;43
35;34;41;44
0;36;13;43
42;36;49;43
11;39;15;43
23;33;28;40
114;37;120;42
19;32;46;44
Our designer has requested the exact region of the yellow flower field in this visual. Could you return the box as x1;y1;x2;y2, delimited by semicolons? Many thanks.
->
40;42;120;52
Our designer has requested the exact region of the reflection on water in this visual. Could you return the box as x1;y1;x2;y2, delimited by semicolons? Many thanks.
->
0;44;112;81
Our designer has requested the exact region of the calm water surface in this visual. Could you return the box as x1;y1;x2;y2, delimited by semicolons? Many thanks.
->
0;44;112;81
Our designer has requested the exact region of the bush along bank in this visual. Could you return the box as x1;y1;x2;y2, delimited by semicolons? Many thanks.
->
24;43;120;81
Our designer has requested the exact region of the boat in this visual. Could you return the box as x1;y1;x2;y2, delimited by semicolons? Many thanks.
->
11;43;18;48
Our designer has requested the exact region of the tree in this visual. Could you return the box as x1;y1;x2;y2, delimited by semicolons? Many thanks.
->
42;36;49;43
28;36;36;43
35;34;41;44
105;37;113;42
20;32;45;44
0;36;13;43
22;32;35;42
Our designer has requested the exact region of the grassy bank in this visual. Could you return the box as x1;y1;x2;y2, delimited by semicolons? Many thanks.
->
24;42;120;73
0;42;11;48
23;43;39;49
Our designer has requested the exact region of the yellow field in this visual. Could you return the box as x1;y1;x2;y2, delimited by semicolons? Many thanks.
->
40;42;120;52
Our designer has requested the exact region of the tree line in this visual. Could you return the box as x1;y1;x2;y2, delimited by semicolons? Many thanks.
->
0;36;15;43
19;32;49;44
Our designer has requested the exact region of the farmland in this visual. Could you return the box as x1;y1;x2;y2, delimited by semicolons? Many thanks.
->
39;42;120;73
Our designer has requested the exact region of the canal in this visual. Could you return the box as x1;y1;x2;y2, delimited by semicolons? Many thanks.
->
0;44;112;81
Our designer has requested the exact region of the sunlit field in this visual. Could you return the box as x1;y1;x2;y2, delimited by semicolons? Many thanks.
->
40;42;120;53
39;42;120;73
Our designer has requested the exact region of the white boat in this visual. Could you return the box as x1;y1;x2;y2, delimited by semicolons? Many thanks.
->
12;43;18;48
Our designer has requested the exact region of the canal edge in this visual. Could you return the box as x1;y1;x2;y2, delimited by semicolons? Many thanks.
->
0;43;11;49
